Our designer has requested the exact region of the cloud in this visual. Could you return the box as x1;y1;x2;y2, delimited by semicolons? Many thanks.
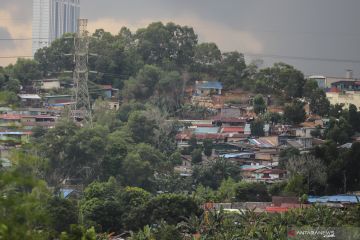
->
87;15;264;54
0;8;32;66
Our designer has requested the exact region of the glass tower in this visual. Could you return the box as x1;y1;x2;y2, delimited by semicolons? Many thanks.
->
32;0;80;56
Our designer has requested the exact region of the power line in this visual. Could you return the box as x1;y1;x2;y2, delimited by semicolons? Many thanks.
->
0;38;49;41
243;52;360;64
0;56;33;59
1;53;360;64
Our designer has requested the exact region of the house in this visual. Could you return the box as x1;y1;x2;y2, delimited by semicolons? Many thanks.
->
106;100;120;110
18;94;42;107
21;115;57;129
240;165;270;179
226;133;248;142
331;80;360;91
213;116;247;127
99;85;120;99
34;79;61;90
44;95;73;107
250;168;287;183
221;127;244;134
295;127;318;138
286;137;313;150
0;114;22;127
195;81;223;96
326;91;360;109
220;152;255;159
244;124;251;135
0;131;31;145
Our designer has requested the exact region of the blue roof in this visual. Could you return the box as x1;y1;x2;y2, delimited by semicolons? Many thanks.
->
308;195;360;203
60;188;74;198
194;127;219;134
197;81;223;90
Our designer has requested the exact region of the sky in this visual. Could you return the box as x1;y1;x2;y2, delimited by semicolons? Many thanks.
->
1;0;360;77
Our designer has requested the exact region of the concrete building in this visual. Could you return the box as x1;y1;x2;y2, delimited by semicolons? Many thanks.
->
326;91;360;109
32;0;80;55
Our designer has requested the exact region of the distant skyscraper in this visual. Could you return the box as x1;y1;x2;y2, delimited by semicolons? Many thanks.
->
32;0;80;56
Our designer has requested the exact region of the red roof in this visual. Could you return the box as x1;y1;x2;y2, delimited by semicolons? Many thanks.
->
0;114;22;120
195;133;225;140
266;207;289;213
212;116;246;123
329;87;341;93
222;127;244;133
256;169;287;174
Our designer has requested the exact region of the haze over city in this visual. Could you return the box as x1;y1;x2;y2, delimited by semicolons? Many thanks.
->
1;0;360;77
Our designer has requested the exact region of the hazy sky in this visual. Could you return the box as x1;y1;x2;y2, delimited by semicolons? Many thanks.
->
1;0;360;77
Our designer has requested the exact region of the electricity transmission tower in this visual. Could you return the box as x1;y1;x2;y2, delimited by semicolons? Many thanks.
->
72;19;92;126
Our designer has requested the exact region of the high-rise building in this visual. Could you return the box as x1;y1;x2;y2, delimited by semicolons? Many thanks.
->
32;0;80;56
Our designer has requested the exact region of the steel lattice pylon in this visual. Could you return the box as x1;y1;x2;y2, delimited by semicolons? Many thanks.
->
72;19;92;125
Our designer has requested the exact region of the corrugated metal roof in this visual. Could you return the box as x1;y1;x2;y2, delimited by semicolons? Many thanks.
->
194;127;219;134
18;94;41;99
222;127;244;133
197;81;223;90
220;152;254;159
308;195;360;203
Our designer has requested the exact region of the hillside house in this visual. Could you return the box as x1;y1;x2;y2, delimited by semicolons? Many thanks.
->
34;79;61;90
195;81;223;96
250;168;287;183
18;94;42;108
44;95;73;107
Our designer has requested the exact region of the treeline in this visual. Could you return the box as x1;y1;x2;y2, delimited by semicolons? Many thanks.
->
1;21;330;116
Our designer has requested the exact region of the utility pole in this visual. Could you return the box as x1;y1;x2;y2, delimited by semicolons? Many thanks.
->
72;19;92;126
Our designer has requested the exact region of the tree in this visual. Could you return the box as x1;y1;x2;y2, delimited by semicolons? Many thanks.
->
216;178;238;202
80;178;122;233
324;117;352;144
192;158;241;189
283;100;306;124
46;197;78;234
261;112;283;124
0;170;51;239
286;154;327;194
253;94;267;115
235;182;270;202
118;187;151;230
255;62;305;99
278;147;300;169
144;194;202;225
309;88;330;116
203;139;213;157
284;174;307;196
135;22;197;68
188;135;198;153
117;101;146;122
0;91;19;107
348;104;360;132
303;79;319;99
122;65;162;100
7;58;42;86
218;51;247;89
126;111;157;144
191;149;203;164
101;129;131;179
121;152;153;190
251;119;265;137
